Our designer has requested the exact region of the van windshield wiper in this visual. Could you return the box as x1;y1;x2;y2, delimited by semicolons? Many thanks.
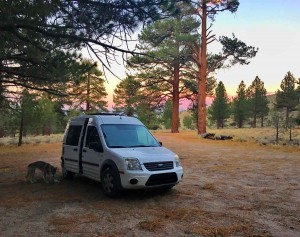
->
109;146;129;148
110;145;159;148
127;145;158;148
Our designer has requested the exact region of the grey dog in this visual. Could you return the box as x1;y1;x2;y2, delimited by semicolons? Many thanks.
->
26;161;57;183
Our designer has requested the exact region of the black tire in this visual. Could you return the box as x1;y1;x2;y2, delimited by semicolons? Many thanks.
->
101;167;122;197
61;163;75;180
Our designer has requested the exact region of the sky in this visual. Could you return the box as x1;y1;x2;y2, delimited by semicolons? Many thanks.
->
86;0;300;110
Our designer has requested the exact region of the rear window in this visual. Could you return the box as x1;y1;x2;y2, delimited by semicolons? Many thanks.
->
66;125;82;146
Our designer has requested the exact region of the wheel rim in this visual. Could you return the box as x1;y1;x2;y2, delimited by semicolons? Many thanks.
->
103;171;114;193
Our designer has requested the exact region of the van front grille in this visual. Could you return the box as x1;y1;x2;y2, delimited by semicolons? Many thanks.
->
144;161;174;171
145;172;178;186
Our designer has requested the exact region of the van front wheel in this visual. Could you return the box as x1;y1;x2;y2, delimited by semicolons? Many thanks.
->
101;167;121;197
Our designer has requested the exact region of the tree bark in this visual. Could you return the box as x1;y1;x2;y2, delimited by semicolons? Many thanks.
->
171;64;180;133
253;113;256;128
18;104;24;146
261;115;264;127
86;72;90;111
276;118;279;144
197;3;207;135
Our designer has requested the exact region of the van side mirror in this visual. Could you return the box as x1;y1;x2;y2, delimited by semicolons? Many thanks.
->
89;142;103;153
159;141;163;146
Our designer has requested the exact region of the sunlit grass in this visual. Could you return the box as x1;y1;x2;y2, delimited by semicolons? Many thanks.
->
0;134;64;146
0;127;299;147
207;127;300;145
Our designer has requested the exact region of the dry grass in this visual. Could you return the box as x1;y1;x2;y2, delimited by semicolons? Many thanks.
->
0;131;299;237
0;133;63;146
208;127;300;145
49;212;100;234
138;220;165;231
1;127;299;146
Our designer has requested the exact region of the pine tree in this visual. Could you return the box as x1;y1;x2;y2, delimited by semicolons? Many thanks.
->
232;81;249;128
136;84;164;128
275;71;298;121
36;95;59;135
208;81;230;129
246;76;269;127
128;13;199;133
17;90;39;146
71;60;108;112
1;0;168;94
161;100;174;129
113;76;141;116
182;0;258;135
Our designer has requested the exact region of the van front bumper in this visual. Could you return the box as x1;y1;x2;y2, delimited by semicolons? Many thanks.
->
119;167;184;189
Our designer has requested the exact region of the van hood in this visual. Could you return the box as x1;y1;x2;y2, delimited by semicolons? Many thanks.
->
109;147;176;163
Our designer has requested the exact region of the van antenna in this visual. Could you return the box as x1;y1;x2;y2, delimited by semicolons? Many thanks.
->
119;112;126;119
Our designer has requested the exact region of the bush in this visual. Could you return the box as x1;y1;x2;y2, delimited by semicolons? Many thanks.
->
183;115;195;130
148;124;160;130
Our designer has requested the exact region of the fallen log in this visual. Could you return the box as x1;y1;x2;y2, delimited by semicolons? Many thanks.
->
202;133;233;140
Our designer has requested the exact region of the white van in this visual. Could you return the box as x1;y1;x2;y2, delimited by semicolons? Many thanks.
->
61;113;183;197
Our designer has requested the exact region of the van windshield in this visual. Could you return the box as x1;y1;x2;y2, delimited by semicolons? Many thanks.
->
101;124;160;148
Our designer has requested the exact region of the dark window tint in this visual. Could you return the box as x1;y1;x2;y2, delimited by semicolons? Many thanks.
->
85;126;101;147
66;125;82;146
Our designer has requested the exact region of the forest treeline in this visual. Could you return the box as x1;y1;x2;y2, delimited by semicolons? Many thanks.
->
0;1;299;145
0;70;299;139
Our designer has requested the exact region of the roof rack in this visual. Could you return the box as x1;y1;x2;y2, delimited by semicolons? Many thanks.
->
86;112;125;116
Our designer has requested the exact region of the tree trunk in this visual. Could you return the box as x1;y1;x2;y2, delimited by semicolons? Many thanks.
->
171;64;180;133
289;123;292;141
86;72;90;111
238;119;242;128
286;107;289;123
261;115;264;127
275;118;279;144
197;3;207;135
18;105;24;147
253;113;257;128
43;125;51;136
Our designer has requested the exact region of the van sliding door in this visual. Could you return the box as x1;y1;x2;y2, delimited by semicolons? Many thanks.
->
63;124;84;173
82;126;104;181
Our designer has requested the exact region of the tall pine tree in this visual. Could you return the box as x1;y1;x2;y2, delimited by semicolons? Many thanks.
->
128;11;199;133
208;81;230;128
275;71;298;121
113;76;141;116
232;81;249;128
246;76;269;127
71;60;108;112
181;0;257;134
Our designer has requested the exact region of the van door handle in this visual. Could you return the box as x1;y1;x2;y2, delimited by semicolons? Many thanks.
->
74;148;78;151
83;149;87;152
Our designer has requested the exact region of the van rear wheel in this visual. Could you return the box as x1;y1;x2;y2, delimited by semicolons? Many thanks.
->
101;167;121;197
62;163;75;180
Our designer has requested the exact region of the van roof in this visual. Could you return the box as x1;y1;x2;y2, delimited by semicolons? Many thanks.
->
70;113;143;125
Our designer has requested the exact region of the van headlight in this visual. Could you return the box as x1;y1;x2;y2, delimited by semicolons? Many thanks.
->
175;155;181;167
125;158;142;170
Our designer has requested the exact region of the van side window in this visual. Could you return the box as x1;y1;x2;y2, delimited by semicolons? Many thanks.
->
66;125;82;146
85;126;101;147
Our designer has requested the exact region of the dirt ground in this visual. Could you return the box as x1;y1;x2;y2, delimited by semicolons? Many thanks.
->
0;131;299;237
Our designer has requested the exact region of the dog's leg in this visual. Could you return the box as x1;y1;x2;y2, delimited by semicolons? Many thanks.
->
25;168;30;182
30;169;35;183
43;170;49;183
